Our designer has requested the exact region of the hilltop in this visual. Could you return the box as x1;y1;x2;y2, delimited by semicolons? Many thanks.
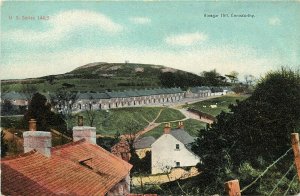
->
1;62;204;92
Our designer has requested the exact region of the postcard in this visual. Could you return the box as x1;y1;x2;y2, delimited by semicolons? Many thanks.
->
1;1;300;195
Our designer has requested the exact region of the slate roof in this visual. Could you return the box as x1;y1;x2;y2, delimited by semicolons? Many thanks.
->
134;136;156;149
1;139;132;196
211;87;224;93
170;129;196;145
78;87;185;100
105;91;128;98
77;92;94;99
124;90;140;97
190;86;211;93
93;92;110;99
1;92;27;100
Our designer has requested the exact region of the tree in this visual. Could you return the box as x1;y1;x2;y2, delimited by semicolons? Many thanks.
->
225;71;239;84
1;100;13;115
21;84;37;101
45;75;55;85
50;89;78;132
244;74;255;86
1;131;8;157
23;93;65;131
85;96;97;127
201;69;224;86
192;68;300;195
24;93;52;131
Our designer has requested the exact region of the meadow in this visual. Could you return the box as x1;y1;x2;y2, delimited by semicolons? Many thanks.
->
185;95;248;116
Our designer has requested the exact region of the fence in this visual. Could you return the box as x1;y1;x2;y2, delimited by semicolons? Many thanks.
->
225;133;300;196
187;108;217;122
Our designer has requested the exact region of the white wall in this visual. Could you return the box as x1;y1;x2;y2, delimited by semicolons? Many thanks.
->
151;134;200;174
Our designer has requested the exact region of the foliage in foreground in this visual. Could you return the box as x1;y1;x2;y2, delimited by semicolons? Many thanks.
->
186;68;300;195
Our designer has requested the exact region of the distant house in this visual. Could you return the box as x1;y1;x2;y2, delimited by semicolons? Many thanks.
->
134;136;156;158
210;87;224;96
74;87;185;111
1;120;132;196
185;86;211;98
2;86;231;111
1;91;28;106
151;122;200;174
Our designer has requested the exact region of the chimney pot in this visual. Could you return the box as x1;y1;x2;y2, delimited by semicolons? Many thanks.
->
29;119;37;131
163;123;171;134
178;121;184;129
78;116;84;126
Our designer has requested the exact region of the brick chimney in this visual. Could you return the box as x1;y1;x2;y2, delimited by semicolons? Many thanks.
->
73;116;96;144
178;121;184;129
163;122;171;134
23;119;52;157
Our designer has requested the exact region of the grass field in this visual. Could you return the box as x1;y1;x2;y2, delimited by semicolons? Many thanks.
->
143;119;207;139
154;108;185;123
69;107;185;135
186;95;248;117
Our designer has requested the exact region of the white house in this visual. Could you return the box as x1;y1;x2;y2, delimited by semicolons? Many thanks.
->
151;122;200;174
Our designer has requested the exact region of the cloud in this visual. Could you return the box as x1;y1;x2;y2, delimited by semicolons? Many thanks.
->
1;45;281;80
2;10;123;43
165;32;208;46
129;17;151;24
269;17;281;26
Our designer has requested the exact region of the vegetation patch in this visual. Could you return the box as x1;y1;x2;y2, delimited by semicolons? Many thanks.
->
186;95;248;116
69;107;165;135
1;116;24;129
154;108;185;123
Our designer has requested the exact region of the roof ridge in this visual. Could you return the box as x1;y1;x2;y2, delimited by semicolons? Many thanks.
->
51;138;86;151
1;149;37;161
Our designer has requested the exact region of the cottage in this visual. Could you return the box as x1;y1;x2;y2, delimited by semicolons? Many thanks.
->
1;91;28;106
1;120;132;196
210;87;224;96
151;122;200;174
74;87;185;111
134;136;156;158
185;86;211;98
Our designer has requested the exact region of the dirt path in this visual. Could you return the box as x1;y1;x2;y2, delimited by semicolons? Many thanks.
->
119;109;164;139
122;99;216;139
100;97;217;139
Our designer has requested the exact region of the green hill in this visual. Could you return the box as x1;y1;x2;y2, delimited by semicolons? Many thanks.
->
1;62;204;92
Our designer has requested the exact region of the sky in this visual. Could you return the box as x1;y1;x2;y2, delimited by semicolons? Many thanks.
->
1;1;300;80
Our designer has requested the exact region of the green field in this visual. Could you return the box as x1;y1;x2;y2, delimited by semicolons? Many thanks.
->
143;119;207;139
186;95;248;117
69;107;185;135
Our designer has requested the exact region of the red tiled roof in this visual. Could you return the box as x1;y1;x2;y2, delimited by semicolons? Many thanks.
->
1;139;132;196
127;194;158;196
111;140;131;162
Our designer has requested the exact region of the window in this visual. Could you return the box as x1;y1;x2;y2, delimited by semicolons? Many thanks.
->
176;162;180;167
175;144;180;150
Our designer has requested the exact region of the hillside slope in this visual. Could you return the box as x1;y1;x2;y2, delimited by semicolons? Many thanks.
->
1;62;203;92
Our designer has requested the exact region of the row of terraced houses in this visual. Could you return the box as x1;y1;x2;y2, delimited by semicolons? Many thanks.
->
1;86;232;111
